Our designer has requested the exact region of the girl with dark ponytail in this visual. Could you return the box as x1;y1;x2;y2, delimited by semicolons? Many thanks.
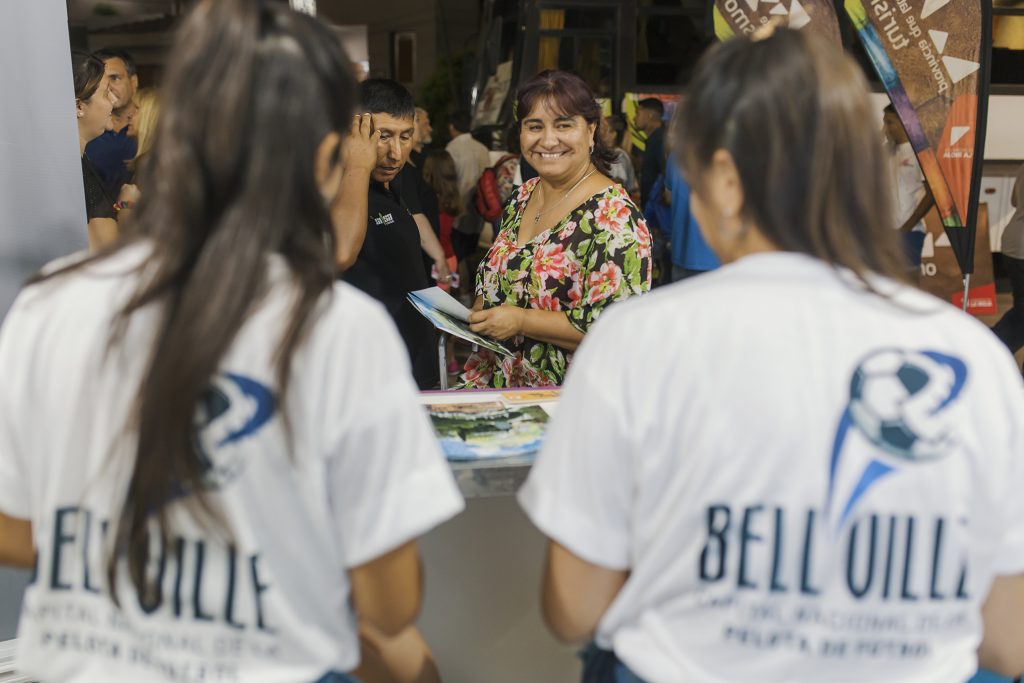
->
521;28;1024;683
0;1;463;680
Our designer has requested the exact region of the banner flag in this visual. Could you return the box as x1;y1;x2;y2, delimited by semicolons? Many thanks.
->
920;205;997;315
289;0;316;15
844;0;991;283
713;0;841;41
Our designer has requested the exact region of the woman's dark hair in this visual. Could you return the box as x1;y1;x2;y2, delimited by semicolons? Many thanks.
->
514;70;615;175
422;150;462;215
54;0;356;603
71;49;105;101
606;113;628;148
676;28;908;283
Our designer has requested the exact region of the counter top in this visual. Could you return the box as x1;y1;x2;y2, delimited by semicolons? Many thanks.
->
421;388;556;498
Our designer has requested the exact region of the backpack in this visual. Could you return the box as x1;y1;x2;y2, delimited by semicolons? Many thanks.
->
475;154;518;222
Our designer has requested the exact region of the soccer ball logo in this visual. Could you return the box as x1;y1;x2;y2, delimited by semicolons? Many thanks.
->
192;373;276;490
848;349;957;462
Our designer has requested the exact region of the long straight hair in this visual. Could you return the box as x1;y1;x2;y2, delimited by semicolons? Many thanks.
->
676;29;909;284
422;150;462;215
42;0;356;602
129;88;159;173
71;49;105;101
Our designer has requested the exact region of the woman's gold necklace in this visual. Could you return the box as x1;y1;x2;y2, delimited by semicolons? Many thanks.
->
533;166;597;225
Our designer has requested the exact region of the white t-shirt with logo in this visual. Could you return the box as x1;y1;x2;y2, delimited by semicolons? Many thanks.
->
0;243;464;682
519;252;1024;683
890;142;928;233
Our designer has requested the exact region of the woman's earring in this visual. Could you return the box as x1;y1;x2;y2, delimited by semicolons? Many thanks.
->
589;142;595;154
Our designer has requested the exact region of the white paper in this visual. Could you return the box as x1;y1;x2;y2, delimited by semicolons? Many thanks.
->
410;287;473;322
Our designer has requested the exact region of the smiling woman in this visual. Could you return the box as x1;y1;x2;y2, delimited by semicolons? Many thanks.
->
460;70;653;389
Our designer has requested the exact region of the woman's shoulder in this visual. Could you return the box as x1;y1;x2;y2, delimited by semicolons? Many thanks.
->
506;177;540;217
587;181;643;215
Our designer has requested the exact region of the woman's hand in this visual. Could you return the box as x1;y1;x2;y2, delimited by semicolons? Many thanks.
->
343;113;380;176
469;305;525;341
434;258;452;285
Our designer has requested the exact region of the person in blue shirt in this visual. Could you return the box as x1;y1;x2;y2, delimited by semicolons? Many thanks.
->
642;172;672;286
664;160;720;281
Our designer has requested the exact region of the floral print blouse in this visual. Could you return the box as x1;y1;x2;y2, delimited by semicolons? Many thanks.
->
460;177;653;388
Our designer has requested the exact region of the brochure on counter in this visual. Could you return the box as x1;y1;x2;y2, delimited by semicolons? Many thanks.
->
407;287;513;357
419;388;561;461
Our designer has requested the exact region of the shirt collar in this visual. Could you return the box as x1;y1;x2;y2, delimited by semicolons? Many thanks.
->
369;168;405;200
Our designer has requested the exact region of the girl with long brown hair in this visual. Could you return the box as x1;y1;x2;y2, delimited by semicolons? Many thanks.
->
0;1;462;680
521;28;1024;683
421;149;460;280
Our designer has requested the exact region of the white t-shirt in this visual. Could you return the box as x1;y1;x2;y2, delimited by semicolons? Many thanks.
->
519;252;1024;683
0;243;464;682
998;164;1024;260
445;132;492;199
890;142;927;233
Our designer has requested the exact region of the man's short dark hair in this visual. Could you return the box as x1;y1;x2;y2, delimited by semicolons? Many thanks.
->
637;97;664;119
449;110;472;134
93;48;137;78
359;78;415;119
883;103;896;115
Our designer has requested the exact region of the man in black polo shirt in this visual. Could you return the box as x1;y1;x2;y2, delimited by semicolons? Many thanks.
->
332;79;450;389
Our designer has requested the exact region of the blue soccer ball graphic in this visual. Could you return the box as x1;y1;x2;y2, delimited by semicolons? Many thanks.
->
848;349;956;461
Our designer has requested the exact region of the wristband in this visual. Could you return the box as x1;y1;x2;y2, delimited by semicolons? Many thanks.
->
113;200;135;211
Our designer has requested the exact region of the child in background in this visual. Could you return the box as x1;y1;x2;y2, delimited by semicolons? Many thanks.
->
422;150;461;283
422;150;462;373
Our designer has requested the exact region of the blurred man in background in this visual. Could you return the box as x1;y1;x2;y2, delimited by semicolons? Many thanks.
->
84;49;138;198
410;107;433;168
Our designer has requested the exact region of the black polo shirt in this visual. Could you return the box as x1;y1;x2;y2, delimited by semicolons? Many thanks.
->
343;171;438;389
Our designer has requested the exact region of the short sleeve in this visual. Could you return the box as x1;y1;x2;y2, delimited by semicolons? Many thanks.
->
518;312;635;569
0;298;31;518
399;166;424;216
566;196;653;334
417;179;441;236
476;205;516;299
989;361;1024;575
323;296;464;568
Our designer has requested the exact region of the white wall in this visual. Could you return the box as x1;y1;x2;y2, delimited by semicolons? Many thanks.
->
0;0;89;643
983;95;1024;161
333;24;369;63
